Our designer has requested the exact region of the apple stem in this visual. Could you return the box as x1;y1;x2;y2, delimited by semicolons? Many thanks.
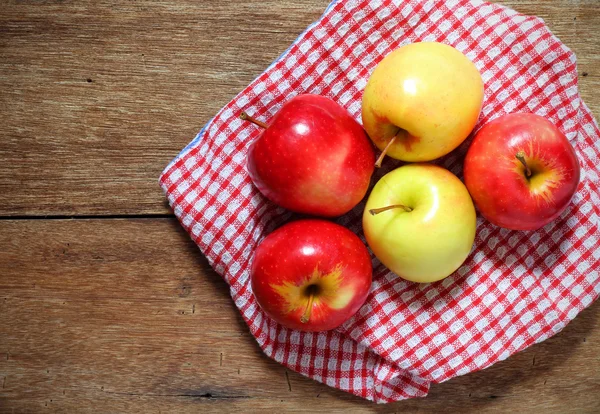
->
300;291;316;324
516;151;532;178
375;134;398;168
240;112;268;129
369;204;412;215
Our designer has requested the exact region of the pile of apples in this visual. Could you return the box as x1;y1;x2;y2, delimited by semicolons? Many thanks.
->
242;42;580;332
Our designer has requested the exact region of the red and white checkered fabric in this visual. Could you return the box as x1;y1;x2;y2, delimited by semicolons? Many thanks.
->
160;0;600;403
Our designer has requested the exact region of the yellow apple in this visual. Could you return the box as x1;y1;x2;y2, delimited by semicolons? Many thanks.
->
363;164;476;283
362;42;484;163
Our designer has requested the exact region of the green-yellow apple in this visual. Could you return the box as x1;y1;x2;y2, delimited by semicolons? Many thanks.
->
363;164;476;283
362;42;484;165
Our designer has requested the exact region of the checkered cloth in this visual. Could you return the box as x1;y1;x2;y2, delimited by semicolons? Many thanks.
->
160;0;600;403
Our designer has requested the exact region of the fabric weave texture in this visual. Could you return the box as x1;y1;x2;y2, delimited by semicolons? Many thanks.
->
159;0;600;403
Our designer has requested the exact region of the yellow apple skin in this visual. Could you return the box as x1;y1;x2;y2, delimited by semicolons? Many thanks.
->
363;164;476;283
362;42;484;162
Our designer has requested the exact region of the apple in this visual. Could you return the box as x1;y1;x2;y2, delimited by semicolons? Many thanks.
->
242;94;375;217
362;42;484;165
464;112;580;231
363;164;476;283
251;219;372;332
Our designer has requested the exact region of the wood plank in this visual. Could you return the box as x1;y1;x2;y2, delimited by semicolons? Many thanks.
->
0;1;598;216
0;0;330;216
0;218;598;412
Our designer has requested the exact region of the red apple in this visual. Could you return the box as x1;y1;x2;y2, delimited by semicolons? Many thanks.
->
251;219;372;332
464;113;580;231
243;94;375;217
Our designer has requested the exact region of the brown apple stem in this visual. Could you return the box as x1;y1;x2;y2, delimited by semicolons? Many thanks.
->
375;134;398;168
300;291;316;324
240;112;268;129
515;151;532;178
369;204;412;215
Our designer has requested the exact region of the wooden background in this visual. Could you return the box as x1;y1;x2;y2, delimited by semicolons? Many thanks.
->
1;1;599;412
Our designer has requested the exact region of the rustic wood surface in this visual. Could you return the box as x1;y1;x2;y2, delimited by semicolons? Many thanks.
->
0;1;598;413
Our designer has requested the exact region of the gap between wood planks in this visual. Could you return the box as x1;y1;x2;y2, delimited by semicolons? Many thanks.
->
0;213;175;221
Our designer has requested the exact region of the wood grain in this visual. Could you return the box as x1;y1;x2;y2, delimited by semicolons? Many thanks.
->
0;219;599;413
0;0;598;216
0;0;330;216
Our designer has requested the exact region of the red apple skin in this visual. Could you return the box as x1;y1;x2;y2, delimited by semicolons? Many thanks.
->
464;113;580;231
251;219;372;332
247;94;375;217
